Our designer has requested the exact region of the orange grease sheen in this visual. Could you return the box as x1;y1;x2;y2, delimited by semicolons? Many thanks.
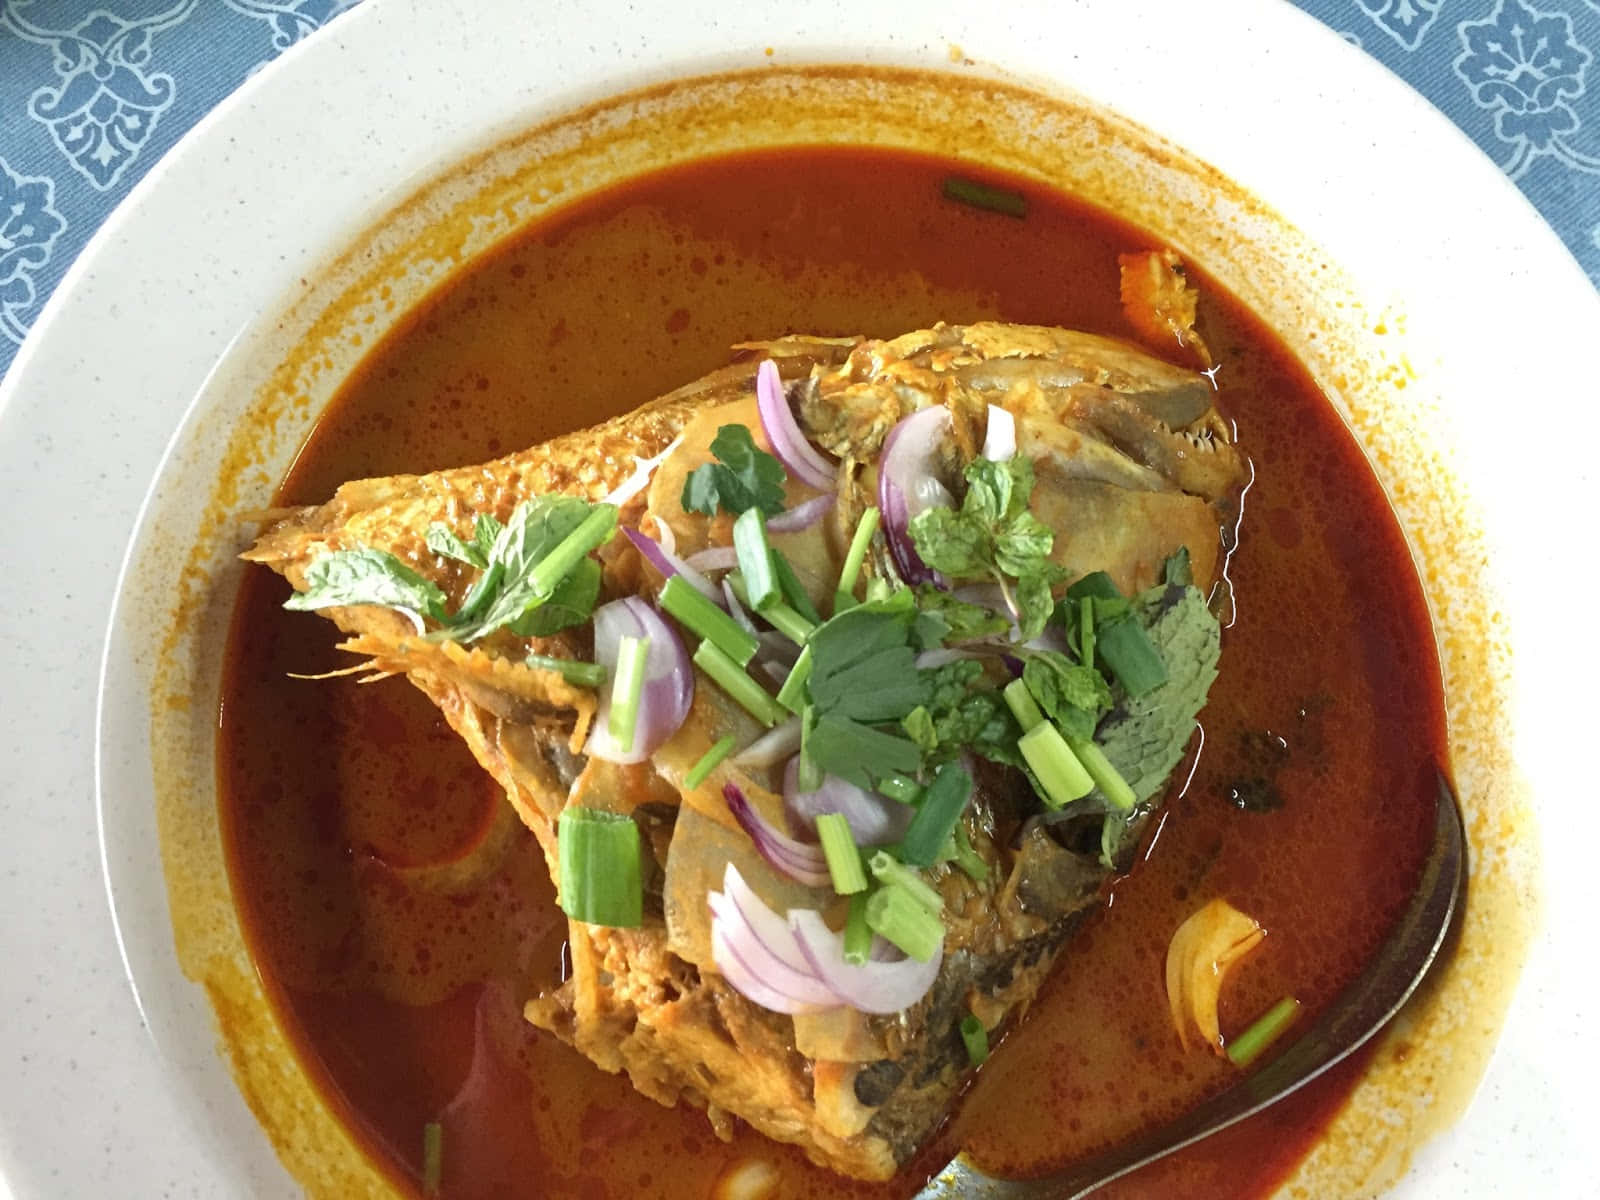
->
218;148;1444;1199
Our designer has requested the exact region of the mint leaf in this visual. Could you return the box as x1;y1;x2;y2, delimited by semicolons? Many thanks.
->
427;524;489;569
1021;650;1111;742
907;506;989;577
680;424;787;517
285;547;449;627
512;556;600;637
912;586;1010;644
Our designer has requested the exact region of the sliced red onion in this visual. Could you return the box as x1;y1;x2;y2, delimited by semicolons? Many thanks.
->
686;545;739;573
756;359;835;491
723;576;758;634
719;863;816;976
711;920;826;1015
982;404;1017;462
782;759;914;847
767;492;835;534
732;716;803;768
724;782;831;887
789;909;942;1015
603;435;683;507
709;893;837;1010
585;597;693;764
878;406;956;585
624;526;721;603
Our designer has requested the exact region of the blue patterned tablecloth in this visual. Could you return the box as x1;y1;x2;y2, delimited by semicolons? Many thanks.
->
1;0;1596;386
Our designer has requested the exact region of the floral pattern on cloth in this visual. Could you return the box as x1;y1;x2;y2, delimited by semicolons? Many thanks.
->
0;0;1596;381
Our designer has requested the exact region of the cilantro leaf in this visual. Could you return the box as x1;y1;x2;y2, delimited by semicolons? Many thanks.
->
680;424;787;517
284;547;449;628
806;713;923;789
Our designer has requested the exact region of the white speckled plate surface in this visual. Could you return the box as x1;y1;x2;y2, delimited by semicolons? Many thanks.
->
0;0;1597;1196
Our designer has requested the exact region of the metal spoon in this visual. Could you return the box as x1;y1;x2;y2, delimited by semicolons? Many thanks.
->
919;770;1467;1199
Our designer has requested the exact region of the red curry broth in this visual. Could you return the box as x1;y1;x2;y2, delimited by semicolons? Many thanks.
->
218;147;1444;1199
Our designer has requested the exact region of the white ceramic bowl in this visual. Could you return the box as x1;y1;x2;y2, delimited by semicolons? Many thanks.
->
1;0;1596;1196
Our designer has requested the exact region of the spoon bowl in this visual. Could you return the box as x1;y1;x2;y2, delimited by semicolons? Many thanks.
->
921;770;1467;1198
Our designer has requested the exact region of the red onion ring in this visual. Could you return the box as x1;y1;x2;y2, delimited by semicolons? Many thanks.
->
686;545;739;573
724;782;831;887
732;716;803;768
981;404;1017;462
756;359;836;491
789;909;943;1014
766;492;836;534
585;596;694;764
878;406;956;585
709;893;837;1010
624;526;721;603
722;576;758;634
782;758;914;847
711;920;826;1015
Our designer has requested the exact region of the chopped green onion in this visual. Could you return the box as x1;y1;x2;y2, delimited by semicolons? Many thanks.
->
771;549;822;625
1096;617;1168;697
867;851;944;915
941;176;1028;219
775;644;814;714
960;1013;990;1065
898;762;973;867
727;572;814;645
1065;571;1121;602
798;705;823;791
842;892;873;965
661;575;759;666
734;507;780;610
1065;734;1136;810
865;883;945;962
1226;996;1303;1068
684;734;737;789
527;504;617;597
816;813;868;894
422;1120;443;1196
865;576;892;603
952;824;990;882
522;652;606;689
1017;722;1095;807
607;634;649;753
1003;678;1046;733
834;506;881;612
557;806;642;927
1079;596;1095;668
693;640;784;727
878;774;923;806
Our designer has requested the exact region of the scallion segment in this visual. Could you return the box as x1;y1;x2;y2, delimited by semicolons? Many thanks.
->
878;774;923;806
1079;596;1096;667
867;851;944;915
960;1013;990;1065
523;652;607;689
527;504;618;597
816;813;868;895
727;572;815;645
1017;722;1095;807
422;1121;444;1196
607;634;650;753
1226;996;1303;1068
557;806;642;927
952;824;990;882
1065;734;1136;810
771;548;822;625
660;574;759;665
842;892;873;966
898;762;973;867
834;506;881;612
1003;677;1047;733
734;507;780;610
684;734;737;789
693;639;784;727
865;882;945;962
1065;571;1121;602
797;706;823;791
1097;617;1168;697
775;644;814;715
941;176;1028;219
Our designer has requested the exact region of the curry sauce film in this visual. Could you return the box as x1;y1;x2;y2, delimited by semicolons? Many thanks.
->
217;147;1445;1200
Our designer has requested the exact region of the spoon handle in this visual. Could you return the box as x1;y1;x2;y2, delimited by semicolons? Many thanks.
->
919;771;1466;1199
